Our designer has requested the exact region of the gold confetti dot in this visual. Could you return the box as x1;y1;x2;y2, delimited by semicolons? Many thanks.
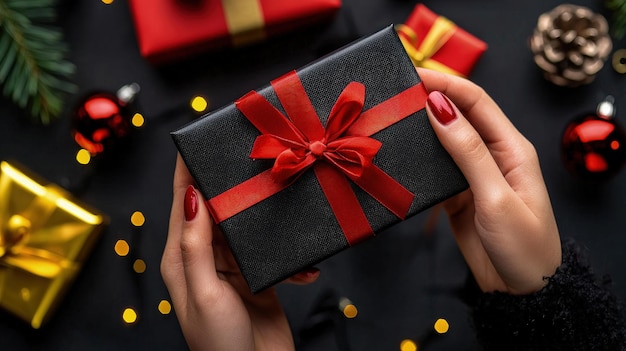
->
122;308;137;324
130;211;145;227
342;304;358;318
131;113;145;127
21;288;31;302
102;0;114;4
76;149;91;165
114;239;130;256
190;96;208;112
338;297;358;318
434;318;449;334
133;259;146;273
158;300;172;315
400;339;418;351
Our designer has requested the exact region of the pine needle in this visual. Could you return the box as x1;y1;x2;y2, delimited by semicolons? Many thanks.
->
607;0;626;39
0;0;76;124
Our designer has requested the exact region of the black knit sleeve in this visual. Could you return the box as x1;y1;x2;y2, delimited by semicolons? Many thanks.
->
472;238;626;351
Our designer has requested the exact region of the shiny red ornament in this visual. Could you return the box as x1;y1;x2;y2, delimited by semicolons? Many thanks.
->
71;84;140;156
561;97;626;181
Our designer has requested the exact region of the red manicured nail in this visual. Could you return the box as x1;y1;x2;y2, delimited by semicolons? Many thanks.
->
427;91;457;125
301;267;320;278
184;185;198;221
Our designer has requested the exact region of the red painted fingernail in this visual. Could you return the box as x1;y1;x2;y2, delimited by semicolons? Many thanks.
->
302;267;320;278
427;91;457;125
184;185;198;221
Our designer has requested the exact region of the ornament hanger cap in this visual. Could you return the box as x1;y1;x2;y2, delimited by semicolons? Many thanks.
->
597;95;615;119
116;83;141;104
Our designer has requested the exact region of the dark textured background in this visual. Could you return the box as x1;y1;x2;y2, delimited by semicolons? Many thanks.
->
0;0;625;350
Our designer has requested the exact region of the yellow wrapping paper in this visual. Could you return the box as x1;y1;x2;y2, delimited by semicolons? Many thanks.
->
0;161;106;328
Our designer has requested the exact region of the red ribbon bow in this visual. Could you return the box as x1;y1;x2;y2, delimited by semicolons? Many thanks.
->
208;71;428;245
249;81;381;185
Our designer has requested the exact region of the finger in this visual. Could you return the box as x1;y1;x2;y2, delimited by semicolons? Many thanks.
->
162;155;193;300
165;155;195;257
417;69;531;165
425;90;513;202
418;69;535;171
283;267;320;285
419;69;550;214
179;185;221;297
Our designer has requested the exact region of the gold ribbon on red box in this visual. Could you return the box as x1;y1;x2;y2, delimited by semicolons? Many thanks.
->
206;71;428;245
397;4;487;77
222;0;267;46
128;0;341;64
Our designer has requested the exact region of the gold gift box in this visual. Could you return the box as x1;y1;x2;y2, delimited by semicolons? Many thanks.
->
0;161;106;328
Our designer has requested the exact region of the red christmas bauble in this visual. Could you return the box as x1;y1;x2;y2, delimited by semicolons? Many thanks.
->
561;100;626;181
71;84;140;156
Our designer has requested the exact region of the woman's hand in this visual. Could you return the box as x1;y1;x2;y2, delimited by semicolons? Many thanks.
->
161;155;319;351
419;68;562;295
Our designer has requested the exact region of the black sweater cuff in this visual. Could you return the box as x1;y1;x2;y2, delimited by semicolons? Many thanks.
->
472;238;626;351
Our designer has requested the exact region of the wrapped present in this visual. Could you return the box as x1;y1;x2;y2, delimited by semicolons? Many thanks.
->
128;0;342;64
397;4;487;77
171;26;468;293
0;161;106;328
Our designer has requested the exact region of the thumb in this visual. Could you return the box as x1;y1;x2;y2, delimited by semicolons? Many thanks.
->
425;91;509;202
180;185;220;295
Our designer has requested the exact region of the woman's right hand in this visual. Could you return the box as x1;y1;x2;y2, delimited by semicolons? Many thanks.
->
419;68;562;295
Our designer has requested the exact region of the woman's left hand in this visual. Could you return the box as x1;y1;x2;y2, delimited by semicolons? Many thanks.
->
161;154;319;351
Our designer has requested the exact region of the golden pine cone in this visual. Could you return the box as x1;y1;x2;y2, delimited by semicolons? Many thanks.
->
530;4;612;87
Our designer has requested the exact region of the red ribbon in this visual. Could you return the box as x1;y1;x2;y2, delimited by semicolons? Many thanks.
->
207;71;428;245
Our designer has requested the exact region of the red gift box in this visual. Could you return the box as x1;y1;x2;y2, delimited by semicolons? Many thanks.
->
128;0;342;64
397;4;487;77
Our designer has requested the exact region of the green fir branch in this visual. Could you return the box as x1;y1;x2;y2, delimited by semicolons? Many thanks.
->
0;0;76;124
607;0;626;39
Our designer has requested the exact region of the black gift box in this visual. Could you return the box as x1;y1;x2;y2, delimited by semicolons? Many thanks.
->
171;26;468;293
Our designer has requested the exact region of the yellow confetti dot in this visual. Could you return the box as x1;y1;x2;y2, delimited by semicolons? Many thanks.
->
133;259;146;273
158;300;172;315
338;297;358;318
130;211;145;227
342;304;358;318
400;339;418;351
131;113;145;127
102;0;114;4
21;288;31;302
122;308;137;324
114;239;130;256
76;149;91;165
190;96;208;112
434;318;449;334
